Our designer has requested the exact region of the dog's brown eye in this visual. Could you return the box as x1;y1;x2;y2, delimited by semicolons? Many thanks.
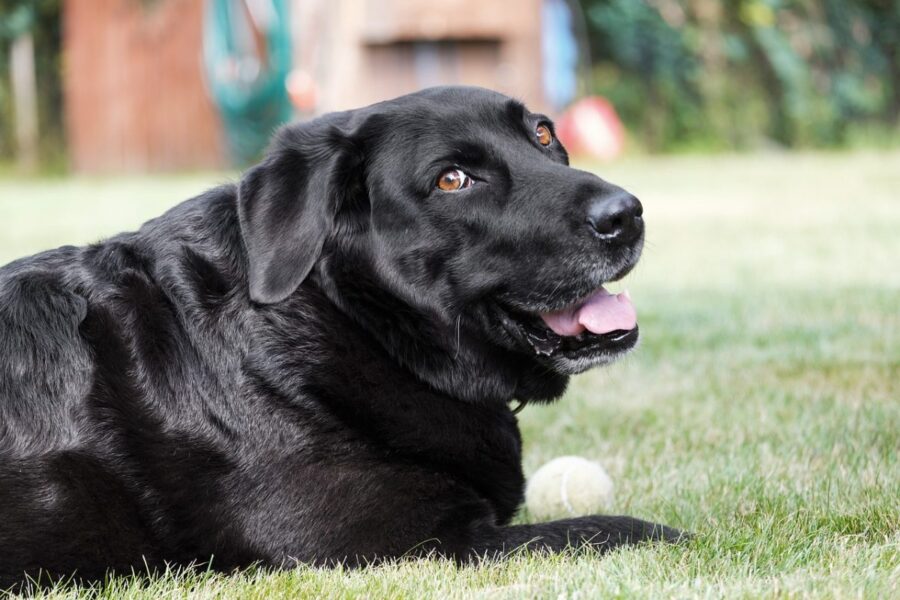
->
437;168;472;192
536;123;553;146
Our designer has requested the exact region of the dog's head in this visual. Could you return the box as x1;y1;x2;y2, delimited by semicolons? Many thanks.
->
239;87;644;384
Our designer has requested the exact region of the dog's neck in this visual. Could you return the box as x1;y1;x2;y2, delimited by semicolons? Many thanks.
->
310;251;568;406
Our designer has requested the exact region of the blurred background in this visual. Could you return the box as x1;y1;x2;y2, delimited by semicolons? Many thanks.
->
0;7;898;590
1;0;899;173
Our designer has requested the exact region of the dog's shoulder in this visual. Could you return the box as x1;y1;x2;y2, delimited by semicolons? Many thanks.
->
0;184;243;451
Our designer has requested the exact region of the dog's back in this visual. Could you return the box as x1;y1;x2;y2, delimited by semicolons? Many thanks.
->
0;187;256;585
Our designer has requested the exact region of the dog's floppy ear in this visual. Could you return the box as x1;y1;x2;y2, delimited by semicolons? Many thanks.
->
238;114;361;304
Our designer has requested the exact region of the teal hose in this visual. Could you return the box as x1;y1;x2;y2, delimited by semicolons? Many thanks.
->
203;0;293;164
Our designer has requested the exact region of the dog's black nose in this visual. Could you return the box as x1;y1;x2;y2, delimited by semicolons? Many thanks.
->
587;192;643;242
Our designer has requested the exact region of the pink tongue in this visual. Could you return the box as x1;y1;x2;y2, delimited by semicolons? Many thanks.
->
539;288;637;336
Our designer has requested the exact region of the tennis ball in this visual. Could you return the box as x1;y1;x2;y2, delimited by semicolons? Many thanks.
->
525;456;614;520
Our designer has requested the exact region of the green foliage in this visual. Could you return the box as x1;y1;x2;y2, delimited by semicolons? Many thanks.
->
2;1;899;166
0;0;63;166
582;0;900;151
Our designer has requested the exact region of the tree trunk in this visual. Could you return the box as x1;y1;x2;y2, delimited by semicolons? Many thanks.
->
11;31;40;172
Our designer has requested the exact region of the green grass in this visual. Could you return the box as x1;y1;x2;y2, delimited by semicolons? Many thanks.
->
1;152;898;599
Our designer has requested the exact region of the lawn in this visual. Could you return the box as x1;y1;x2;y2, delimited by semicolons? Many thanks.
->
0;152;898;599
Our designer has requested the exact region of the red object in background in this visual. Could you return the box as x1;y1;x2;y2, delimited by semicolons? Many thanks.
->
287;69;318;113
555;97;625;161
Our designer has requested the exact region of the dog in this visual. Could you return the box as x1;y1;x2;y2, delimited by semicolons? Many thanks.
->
0;86;682;587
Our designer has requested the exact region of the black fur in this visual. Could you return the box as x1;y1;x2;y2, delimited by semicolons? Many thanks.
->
0;87;682;588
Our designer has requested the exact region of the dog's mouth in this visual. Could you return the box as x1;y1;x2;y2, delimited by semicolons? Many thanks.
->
538;287;636;338
492;286;639;369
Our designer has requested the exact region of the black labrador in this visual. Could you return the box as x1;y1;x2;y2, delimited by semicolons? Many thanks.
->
0;87;682;587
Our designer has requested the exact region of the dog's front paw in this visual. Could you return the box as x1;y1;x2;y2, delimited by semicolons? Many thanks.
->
627;517;693;545
596;515;692;548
